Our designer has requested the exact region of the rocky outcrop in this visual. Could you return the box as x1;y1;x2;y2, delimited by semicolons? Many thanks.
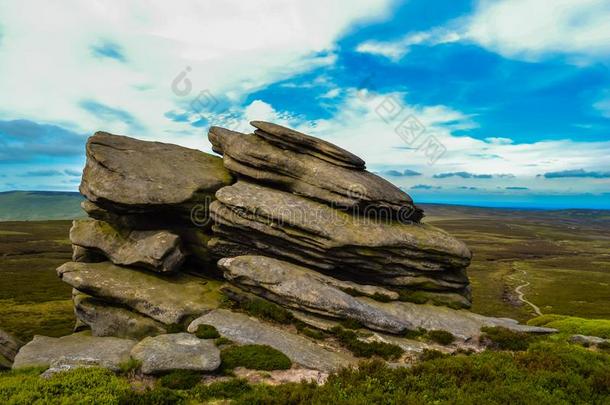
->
12;334;135;371
131;333;221;374
43;122;554;374
188;309;356;372
58;261;222;324
70;219;185;273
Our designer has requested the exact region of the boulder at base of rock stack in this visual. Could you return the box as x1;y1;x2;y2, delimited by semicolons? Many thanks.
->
12;333;135;371
188;309;356;372
0;329;23;370
130;333;221;374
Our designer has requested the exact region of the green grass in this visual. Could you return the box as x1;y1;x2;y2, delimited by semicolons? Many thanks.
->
480;326;531;351
0;191;84;221
227;293;295;325
5;339;608;404
220;344;292;371
330;327;403;360
157;370;203;390
425;330;455;345
528;314;610;338
194;324;220;339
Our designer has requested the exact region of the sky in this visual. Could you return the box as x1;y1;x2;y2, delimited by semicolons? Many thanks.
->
0;0;609;209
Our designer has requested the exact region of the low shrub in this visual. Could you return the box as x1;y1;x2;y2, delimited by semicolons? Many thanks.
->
402;327;426;340
221;344;292;371
330;326;403;360
119;386;186;404
157;370;202;390
194;324;220;339
480;326;530;351
118;358;142;376
190;379;252;402
419;349;448;361
233;296;295;325
215;337;234;347
425;330;455;345
339;318;363;330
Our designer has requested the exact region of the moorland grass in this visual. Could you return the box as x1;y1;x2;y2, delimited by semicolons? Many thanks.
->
3;340;608;404
528;314;610;339
220;344;292;371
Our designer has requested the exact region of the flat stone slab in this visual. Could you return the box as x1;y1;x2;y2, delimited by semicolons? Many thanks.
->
80;131;232;213
57;261;223;324
70;219;185;273
12;333;135;371
189;309;356;372
131;333;221;374
250;120;366;170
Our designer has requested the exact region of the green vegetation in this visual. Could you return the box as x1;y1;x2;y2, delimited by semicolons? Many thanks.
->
339;318;363;330
480;326;531;351
194;324;220;339
228;294;295;325
330;326;403;360
528;314;610;338
425;329;455;345
2;340;608;404
0;221;75;341
215;337;234;347
118;358;142;376
220;344;292;371
157;370;203;390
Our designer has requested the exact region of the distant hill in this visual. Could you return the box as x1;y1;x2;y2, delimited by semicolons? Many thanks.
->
0;191;85;221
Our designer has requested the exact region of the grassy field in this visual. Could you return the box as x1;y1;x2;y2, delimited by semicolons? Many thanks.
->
0;191;83;221
0;204;609;341
0;221;74;341
423;204;610;322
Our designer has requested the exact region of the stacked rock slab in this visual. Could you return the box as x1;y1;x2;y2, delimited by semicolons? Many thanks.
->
60;132;233;339
207;122;472;310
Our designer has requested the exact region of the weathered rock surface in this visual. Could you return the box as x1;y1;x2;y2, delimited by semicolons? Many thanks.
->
12;333;135;371
57;261;223;324
250;121;366;170
208;127;422;220
188;309;356;372
40;356;107;378
220;256;411;333
0;329;22;369
220;256;554;340
569;334;608;347
73;291;166;339
131;333;220;374
70;219;185;273
210;181;471;304
80;131;232;215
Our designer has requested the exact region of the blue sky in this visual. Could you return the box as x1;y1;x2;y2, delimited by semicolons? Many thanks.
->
0;0;609;209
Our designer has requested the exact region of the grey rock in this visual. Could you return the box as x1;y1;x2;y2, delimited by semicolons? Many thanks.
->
57;261;223;324
41;356;104;378
0;328;23;364
219;256;554;340
209;181;471;303
80;131;233;215
70;219;185;273
219;256;410;333
569;334;607;346
250;120;366;170
12;333;135;371
73;291;166;339
188;309;355;372
130;333;220;374
208;127;421;220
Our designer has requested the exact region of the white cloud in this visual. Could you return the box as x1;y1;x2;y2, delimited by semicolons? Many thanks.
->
0;0;392;151
229;88;610;195
356;29;460;61
465;0;610;63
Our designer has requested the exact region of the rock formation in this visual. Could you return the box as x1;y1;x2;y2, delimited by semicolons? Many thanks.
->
13;122;555;376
